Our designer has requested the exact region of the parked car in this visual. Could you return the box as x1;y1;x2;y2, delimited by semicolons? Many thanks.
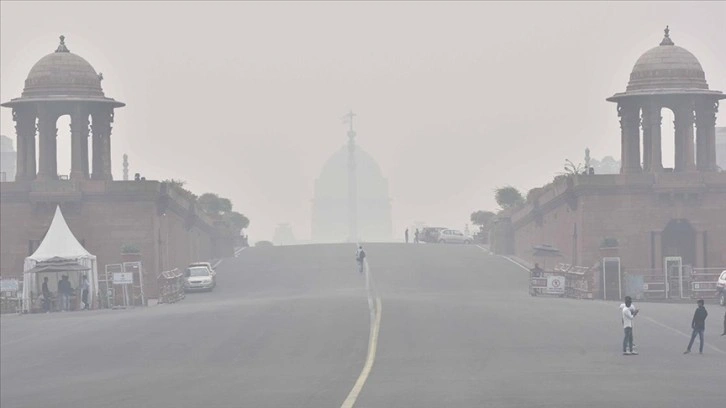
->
184;266;216;292
419;227;446;243
717;270;726;306
189;261;216;277
438;229;472;244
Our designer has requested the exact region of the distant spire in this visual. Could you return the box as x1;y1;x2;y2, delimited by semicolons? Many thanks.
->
55;35;70;53
660;25;674;46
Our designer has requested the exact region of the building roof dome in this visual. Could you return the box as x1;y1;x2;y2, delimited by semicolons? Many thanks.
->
627;27;708;92
314;144;389;201
1;35;124;108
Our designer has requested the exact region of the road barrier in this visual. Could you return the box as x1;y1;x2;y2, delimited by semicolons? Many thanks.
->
157;269;185;304
529;263;594;299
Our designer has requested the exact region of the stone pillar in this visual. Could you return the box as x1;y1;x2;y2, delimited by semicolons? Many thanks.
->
91;109;113;180
36;107;58;180
642;104;663;173
695;99;718;172
674;104;696;172
12;107;37;181
619;102;641;174
70;106;90;180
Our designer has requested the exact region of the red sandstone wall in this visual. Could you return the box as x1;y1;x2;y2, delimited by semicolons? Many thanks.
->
510;175;726;273
0;181;226;298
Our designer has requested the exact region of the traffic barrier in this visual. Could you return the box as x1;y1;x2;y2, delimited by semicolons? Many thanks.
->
157;269;185;304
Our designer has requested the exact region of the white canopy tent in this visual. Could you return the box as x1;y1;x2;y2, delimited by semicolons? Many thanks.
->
23;206;99;313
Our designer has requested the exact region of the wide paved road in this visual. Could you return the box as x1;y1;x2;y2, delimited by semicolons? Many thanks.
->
1;243;724;408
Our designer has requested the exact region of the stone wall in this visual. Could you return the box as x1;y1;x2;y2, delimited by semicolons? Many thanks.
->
502;173;726;274
0;180;234;297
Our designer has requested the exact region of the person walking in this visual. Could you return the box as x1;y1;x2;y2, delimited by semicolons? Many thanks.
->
620;297;639;353
414;229;420;244
355;245;366;274
622;296;638;355
41;277;52;313
80;274;90;310
684;299;708;354
405;228;409;244
57;275;73;312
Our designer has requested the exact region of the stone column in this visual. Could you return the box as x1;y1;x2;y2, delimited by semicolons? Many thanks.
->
70;106;90;180
36;107;58;180
674;104;696;172
695;99;718;172
12;107;37;181
642;104;663;173
641;105;654;172
91;109;113;180
619;102;641;174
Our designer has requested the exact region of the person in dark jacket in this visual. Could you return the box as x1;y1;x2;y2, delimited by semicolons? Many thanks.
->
41;277;52;313
684;299;708;354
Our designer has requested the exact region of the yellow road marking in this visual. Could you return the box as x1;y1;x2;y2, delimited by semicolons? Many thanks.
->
341;296;382;408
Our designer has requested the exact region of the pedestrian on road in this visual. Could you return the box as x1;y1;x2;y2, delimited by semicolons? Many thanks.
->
622;296;638;355
58;275;73;312
620;297;639;353
41;277;51;313
80;274;90;310
684;299;708;354
414;229;420;244
355;245;366;274
405;228;409;244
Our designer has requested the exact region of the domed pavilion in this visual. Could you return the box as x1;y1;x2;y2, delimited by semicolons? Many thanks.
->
494;27;726;301
607;26;725;173
2;35;125;181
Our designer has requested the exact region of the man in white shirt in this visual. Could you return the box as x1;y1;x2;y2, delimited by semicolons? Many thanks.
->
620;298;638;352
621;296;639;355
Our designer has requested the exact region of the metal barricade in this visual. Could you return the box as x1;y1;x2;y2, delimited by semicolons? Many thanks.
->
626;269;666;300
690;268;722;299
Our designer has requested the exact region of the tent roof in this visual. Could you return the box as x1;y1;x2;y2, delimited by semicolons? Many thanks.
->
27;206;94;262
24;257;91;274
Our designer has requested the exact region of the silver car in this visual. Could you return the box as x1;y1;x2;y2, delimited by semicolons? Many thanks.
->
184;266;216;292
438;229;472;244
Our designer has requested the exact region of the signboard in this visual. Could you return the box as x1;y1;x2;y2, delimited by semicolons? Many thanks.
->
546;276;565;295
113;272;133;285
0;279;19;292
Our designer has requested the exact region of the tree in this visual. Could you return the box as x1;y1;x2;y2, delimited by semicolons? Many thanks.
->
224;211;250;232
562;159;585;176
470;210;495;229
162;179;197;202
198;193;225;217
495;186;524;209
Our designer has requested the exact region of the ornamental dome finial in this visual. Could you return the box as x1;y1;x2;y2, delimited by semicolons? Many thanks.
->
55;35;70;53
660;25;674;46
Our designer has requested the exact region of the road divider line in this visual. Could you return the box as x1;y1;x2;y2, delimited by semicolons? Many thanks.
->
640;315;726;355
501;255;531;273
341;296;382;408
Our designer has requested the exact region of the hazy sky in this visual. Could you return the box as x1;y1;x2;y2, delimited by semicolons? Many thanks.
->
1;1;725;242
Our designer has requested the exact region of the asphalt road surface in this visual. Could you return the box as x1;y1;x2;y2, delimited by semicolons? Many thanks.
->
1;243;724;408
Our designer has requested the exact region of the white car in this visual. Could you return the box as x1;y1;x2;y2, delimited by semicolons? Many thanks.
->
717;270;726;306
188;262;215;277
438;229;472;244
184;266;216;292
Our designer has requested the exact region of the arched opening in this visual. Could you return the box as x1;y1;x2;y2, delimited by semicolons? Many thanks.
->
56;114;71;179
661;107;675;170
662;218;696;299
662;219;696;265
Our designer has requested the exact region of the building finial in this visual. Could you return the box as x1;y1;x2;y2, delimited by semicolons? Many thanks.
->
660;25;674;46
55;35;70;52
